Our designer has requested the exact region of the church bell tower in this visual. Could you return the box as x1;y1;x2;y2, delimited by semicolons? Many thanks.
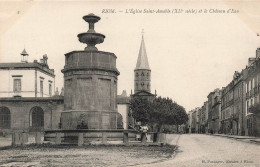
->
134;33;151;94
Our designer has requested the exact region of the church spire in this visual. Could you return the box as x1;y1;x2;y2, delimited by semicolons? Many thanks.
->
135;30;150;70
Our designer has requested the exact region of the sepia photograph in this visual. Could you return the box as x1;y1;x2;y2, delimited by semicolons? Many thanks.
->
0;0;260;166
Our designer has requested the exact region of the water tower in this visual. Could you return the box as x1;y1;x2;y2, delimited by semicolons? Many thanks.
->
61;13;120;129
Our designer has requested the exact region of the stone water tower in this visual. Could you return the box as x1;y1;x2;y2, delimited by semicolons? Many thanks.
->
61;14;120;129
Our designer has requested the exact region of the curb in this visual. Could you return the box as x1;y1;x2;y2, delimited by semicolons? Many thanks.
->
211;134;260;145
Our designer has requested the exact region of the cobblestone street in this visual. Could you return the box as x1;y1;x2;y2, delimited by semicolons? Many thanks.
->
140;134;260;167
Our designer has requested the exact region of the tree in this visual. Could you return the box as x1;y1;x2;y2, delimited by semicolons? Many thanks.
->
173;103;188;132
151;97;173;131
130;96;188;132
129;97;153;125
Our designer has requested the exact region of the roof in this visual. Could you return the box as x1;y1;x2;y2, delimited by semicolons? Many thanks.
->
117;96;130;104
21;49;28;56
131;90;155;97
135;35;150;70
0;62;55;76
117;90;130;104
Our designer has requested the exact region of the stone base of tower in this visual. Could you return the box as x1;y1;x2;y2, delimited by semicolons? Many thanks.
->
61;110;117;130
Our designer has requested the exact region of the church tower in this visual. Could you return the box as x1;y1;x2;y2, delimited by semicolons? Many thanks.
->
134;33;151;94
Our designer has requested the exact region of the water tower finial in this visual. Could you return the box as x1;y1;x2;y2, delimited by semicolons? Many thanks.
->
20;48;29;63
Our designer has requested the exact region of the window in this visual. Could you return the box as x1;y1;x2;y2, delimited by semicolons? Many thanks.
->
246;100;249;114
13;79;21;92
40;80;43;97
0;107;10;129
136;72;139;77
249;81;251;91
258;74;260;86
49;83;52;96
256;76;258;87
30;107;44;128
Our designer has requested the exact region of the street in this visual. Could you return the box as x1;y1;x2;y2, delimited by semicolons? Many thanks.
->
140;134;260;167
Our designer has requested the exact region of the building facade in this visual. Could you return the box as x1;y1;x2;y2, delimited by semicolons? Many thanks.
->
244;50;260;136
0;52;55;98
211;89;221;134
189;48;260;137
199;102;208;133
232;71;244;136
0;97;63;133
207;89;221;133
0;51;63;133
221;81;234;135
189;107;200;133
117;90;135;130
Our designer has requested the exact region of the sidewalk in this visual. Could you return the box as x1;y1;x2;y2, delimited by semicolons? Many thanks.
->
211;133;260;144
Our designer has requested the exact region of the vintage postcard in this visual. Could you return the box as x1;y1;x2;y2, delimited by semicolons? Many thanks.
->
0;0;260;167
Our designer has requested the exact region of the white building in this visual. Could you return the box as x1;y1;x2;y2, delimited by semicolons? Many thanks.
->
0;49;55;97
117;90;132;129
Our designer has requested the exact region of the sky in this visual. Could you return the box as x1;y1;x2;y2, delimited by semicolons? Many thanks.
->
1;1;260;111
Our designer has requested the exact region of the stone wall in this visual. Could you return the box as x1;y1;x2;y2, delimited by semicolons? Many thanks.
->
0;97;64;133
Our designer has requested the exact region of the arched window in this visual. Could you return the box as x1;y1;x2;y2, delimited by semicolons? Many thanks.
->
136;72;139;77
0;107;11;129
141;72;144;76
30;107;44;128
147;72;149;79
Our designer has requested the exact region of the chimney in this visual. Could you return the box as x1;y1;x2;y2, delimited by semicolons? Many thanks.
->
121;90;127;97
248;57;256;66
256;48;260;59
55;87;59;96
43;54;48;65
60;87;64;96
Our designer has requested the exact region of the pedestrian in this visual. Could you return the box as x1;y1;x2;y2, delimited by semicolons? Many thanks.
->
140;125;149;140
